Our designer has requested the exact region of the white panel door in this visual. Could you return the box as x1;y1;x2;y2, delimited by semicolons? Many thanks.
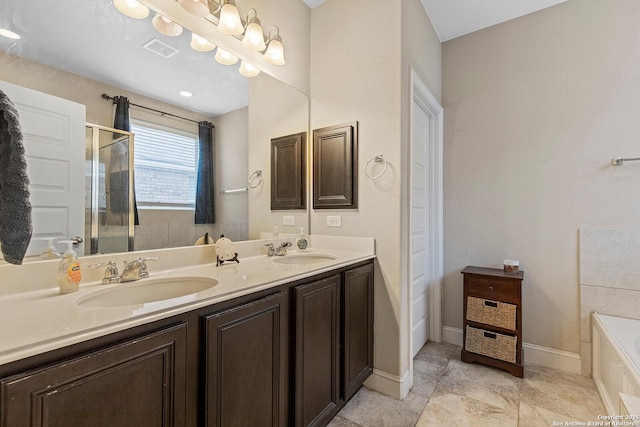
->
411;99;431;357
0;80;86;256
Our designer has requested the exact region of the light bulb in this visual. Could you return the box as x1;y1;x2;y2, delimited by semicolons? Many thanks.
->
152;13;183;37
114;0;149;19
239;61;260;77
214;47;238;65
190;33;216;52
242;21;266;51
264;37;285;65
217;2;243;35
178;0;210;17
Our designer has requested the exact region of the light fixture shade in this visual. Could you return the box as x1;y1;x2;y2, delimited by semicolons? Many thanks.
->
264;37;285;65
217;2;243;35
242;21;266;51
239;61;261;77
152;13;183;37
215;47;239;65
190;33;216;52
178;0;210;17
114;0;149;19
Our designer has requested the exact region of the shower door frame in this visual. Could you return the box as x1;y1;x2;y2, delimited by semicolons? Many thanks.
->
87;123;135;254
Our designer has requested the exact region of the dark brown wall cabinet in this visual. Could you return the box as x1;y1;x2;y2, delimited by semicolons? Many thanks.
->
271;132;306;210
204;292;288;427
0;260;374;427
0;323;187;427
313;122;358;209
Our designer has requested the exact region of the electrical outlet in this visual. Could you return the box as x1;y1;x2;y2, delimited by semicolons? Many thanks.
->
282;215;295;226
327;215;342;227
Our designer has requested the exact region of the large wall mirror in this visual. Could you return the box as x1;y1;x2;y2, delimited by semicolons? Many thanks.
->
0;0;309;261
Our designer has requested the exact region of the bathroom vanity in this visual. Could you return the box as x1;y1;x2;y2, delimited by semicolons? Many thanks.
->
0;239;374;427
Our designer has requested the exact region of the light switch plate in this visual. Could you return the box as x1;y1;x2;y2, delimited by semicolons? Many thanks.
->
282;215;295;226
327;215;342;227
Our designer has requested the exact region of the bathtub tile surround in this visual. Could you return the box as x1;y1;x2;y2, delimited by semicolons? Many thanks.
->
330;342;605;427
579;229;640;376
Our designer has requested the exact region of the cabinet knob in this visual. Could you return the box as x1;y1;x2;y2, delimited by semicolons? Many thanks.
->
488;286;494;291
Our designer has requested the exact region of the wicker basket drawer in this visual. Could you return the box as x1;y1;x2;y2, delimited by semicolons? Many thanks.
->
465;326;517;363
466;296;516;330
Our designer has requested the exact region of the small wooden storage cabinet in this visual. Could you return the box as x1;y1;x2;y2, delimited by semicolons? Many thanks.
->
461;266;524;377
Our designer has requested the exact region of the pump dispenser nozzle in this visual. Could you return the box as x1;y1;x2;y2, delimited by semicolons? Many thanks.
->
37;237;61;260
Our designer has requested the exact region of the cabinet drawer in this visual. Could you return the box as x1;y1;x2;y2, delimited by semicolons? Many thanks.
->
466;296;516;330
465;276;518;299
465;326;517;364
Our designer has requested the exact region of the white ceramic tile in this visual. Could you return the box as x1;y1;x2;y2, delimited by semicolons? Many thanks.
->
416;389;517;427
581;284;640;342
579;228;640;290
337;387;427;427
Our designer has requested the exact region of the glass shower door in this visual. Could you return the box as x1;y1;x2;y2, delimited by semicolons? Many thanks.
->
86;124;135;255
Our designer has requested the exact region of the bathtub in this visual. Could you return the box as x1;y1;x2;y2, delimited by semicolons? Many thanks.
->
592;312;640;415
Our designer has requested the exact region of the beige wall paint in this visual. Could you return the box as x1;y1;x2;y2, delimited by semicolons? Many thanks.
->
442;0;640;354
310;0;441;396
400;0;443;376
247;74;309;239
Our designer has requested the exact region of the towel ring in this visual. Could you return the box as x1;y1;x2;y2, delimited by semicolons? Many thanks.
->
248;170;263;188
365;155;387;179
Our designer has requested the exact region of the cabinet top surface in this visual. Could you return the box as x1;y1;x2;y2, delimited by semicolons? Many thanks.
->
461;266;524;280
0;239;375;367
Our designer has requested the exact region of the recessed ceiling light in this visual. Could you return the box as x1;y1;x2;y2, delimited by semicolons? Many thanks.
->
0;28;20;40
179;90;193;97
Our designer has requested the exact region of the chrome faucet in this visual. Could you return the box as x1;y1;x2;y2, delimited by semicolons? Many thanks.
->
120;257;158;282
89;261;120;285
265;241;292;257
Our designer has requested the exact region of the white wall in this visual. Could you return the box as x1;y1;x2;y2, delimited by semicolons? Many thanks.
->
310;0;441;398
247;74;309;239
442;0;640;355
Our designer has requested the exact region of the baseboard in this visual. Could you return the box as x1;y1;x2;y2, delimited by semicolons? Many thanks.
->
441;326;582;375
363;368;411;400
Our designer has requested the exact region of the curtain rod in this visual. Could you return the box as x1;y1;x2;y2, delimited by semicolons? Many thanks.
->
101;94;204;125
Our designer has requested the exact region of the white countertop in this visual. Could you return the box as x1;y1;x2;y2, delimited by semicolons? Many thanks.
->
0;235;375;366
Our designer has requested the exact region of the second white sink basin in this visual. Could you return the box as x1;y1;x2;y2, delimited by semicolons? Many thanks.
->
77;277;218;308
271;253;337;265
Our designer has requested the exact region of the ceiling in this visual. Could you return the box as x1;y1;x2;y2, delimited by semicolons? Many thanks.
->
0;0;568;117
0;0;248;117
303;0;567;42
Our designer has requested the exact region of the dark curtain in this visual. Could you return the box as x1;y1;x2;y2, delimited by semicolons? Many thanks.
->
195;121;215;224
112;96;139;225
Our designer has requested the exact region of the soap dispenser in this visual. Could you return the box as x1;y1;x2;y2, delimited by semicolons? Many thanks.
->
296;227;309;251
37;238;61;260
57;240;81;294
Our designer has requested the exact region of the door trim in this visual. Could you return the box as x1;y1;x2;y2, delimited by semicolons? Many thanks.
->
408;69;443;351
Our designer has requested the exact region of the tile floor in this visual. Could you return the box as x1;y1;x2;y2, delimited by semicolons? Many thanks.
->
329;342;607;427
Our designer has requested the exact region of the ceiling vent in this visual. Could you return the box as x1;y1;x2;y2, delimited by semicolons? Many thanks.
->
142;38;179;59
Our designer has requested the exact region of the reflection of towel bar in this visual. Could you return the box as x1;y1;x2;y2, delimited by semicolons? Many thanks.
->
248;170;263;188
221;188;248;194
612;157;640;166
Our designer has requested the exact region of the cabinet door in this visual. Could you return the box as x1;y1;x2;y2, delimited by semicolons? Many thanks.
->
343;263;374;400
0;323;187;427
294;275;340;427
203;292;287;427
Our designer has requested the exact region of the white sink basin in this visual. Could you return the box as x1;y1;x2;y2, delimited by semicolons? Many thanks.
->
271;253;337;265
77;277;218;308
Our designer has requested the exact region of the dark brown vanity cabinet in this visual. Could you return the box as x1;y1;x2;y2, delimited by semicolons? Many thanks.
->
294;275;341;427
203;292;288;427
0;260;374;427
294;262;374;427
0;323;188;427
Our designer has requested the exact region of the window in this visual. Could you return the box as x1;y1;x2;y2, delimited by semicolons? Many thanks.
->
131;120;199;209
